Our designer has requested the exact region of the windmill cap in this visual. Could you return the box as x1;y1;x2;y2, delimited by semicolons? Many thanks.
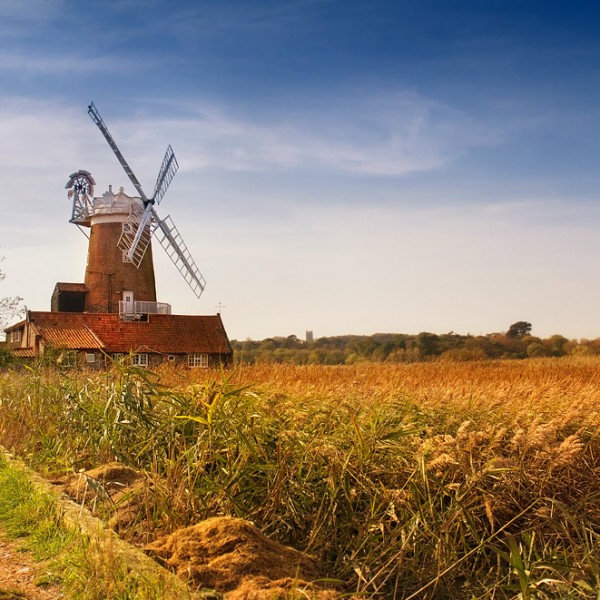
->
90;186;144;220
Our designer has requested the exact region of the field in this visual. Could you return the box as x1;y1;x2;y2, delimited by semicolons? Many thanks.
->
0;358;599;598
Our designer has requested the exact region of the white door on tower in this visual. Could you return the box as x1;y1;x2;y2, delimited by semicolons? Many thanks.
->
122;291;134;314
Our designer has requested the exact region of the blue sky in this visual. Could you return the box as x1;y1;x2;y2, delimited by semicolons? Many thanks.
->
2;0;600;340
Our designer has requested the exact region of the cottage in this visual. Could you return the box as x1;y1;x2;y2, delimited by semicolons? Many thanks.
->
5;311;232;368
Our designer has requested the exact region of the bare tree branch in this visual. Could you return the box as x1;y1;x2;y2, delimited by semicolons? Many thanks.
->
0;256;24;333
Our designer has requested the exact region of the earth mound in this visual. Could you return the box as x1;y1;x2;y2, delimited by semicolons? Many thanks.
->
64;462;142;500
145;516;338;598
63;462;149;540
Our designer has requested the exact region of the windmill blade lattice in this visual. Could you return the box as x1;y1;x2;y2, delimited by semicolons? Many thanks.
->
153;215;206;298
117;203;153;267
153;145;179;205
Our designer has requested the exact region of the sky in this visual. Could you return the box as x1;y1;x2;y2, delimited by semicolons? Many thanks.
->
2;0;600;341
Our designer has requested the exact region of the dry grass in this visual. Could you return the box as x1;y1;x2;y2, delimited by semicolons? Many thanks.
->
1;357;599;598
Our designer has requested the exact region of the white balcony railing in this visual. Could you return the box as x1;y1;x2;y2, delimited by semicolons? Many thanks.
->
119;300;172;318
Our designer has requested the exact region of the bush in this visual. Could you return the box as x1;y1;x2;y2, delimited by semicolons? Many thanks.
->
0;344;15;368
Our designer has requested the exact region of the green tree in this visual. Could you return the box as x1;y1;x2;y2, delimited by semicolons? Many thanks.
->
526;340;551;358
506;321;532;338
416;332;440;357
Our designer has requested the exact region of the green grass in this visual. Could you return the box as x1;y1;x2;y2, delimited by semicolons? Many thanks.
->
0;453;79;589
0;454;195;599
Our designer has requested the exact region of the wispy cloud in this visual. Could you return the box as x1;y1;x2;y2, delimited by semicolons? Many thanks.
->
0;0;65;38
135;90;504;177
0;52;155;75
169;0;332;39
0;98;92;168
0;0;64;20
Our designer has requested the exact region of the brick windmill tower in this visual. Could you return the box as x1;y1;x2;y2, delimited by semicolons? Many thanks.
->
63;104;206;317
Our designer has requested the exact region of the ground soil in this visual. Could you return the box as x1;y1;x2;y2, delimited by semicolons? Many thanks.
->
0;532;62;599
145;516;339;599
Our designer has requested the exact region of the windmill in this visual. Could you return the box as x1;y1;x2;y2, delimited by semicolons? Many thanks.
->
86;102;206;299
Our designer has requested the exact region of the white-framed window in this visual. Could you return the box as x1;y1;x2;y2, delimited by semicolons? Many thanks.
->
187;353;209;368
85;353;96;364
9;329;22;343
122;222;133;233
122;251;133;263
112;353;125;362
132;353;149;367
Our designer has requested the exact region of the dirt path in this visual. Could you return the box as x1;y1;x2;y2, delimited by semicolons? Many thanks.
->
0;533;62;600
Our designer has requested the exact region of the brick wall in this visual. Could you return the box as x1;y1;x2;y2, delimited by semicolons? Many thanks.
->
84;222;157;313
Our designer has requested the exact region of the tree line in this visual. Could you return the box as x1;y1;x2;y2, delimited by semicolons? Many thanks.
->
231;322;600;364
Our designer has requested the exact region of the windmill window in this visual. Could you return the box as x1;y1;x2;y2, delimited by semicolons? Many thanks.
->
122;251;133;263
132;353;149;367
188;353;209;368
122;222;133;233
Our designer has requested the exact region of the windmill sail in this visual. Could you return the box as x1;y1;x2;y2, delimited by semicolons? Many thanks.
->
88;102;206;298
88;103;149;204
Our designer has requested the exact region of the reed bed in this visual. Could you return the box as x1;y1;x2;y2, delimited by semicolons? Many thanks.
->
0;358;599;598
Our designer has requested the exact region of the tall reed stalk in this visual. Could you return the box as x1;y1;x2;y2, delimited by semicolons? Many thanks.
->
0;358;599;597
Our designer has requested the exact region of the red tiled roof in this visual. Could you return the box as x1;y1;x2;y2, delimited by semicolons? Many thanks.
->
41;326;104;350
12;348;35;358
28;312;232;355
54;282;87;293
